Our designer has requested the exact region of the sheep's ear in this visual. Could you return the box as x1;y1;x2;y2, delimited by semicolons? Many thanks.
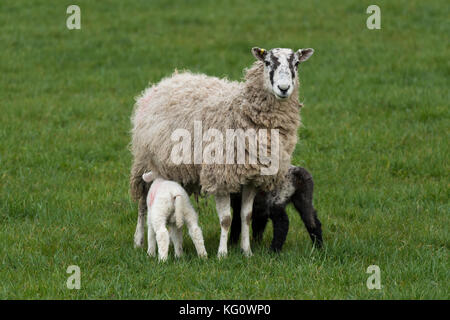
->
296;48;314;63
252;47;268;61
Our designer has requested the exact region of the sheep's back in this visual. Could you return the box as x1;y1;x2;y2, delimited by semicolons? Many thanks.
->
131;72;241;190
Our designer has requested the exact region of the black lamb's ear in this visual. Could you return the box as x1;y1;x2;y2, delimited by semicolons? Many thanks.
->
296;48;314;63
252;47;268;61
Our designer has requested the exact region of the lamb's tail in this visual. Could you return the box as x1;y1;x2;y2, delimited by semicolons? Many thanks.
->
142;171;155;183
174;195;184;229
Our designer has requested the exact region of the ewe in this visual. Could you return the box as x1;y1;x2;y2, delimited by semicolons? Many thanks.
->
131;47;314;257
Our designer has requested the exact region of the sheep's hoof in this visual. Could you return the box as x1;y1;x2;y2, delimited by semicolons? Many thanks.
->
147;250;156;257
134;233;144;248
217;250;227;259
158;256;168;262
242;248;253;257
134;241;144;249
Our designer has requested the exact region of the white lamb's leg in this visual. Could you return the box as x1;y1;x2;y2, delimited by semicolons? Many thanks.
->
155;226;170;262
152;209;170;262
147;217;156;257
169;226;183;258
215;194;231;258
134;197;147;248
241;185;256;257
184;206;207;258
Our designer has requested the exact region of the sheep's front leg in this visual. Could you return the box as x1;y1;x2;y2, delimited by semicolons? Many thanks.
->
215;194;231;258
241;185;257;257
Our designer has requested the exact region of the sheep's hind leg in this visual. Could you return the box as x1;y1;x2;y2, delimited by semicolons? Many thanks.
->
240;185;257;257
292;169;323;248
152;214;170;262
187;223;207;259
134;196;147;248
169;226;183;258
215;194;231;258
147;219;156;257
229;193;242;245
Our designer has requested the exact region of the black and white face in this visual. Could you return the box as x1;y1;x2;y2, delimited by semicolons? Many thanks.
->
252;47;314;100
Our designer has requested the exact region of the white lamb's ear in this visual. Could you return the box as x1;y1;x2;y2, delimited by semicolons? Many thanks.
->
252;47;268;61
296;48;314;63
142;171;155;183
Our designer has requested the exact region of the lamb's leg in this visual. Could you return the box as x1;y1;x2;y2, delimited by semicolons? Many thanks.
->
215;194;231;258
291;170;323;248
251;193;270;243
147;218;156;257
152;213;170;261
169;226;183;258
186;222;207;259
269;206;289;252
155;227;170;262
229;193;242;245
240;185;256;257
134;195;147;248
252;210;269;243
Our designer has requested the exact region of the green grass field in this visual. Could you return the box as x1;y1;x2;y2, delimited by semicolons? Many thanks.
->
0;0;448;299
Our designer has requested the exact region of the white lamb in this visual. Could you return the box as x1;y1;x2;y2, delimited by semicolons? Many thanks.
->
135;171;207;261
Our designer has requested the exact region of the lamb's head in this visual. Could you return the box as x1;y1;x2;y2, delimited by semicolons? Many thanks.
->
251;47;314;100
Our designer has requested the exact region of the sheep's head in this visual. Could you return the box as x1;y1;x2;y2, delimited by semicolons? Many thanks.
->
252;47;314;100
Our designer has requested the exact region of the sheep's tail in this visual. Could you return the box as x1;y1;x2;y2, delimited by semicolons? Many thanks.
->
174;195;184;229
142;172;154;183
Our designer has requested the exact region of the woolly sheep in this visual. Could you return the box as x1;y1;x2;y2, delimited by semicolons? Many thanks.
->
230;166;323;252
130;47;314;257
134;171;207;261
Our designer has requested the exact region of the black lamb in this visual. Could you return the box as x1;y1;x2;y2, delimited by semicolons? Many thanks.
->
229;166;323;252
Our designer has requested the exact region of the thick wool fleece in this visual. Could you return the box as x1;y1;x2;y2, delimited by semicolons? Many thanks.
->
130;61;301;200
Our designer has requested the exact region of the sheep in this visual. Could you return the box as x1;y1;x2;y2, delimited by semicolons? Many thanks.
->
134;171;207;261
229;166;323;252
130;47;314;257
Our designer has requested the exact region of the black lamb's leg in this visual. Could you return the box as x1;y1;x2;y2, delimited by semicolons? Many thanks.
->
251;192;270;242
269;206;289;252
291;168;323;248
229;193;242;245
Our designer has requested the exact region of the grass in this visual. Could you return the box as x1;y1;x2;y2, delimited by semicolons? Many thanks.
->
0;0;448;299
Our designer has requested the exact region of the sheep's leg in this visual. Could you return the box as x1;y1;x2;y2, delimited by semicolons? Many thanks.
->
152;213;170;261
229;193;242;245
292;195;322;248
147;218;156;257
134;196;147;248
291;171;323;248
269;206;289;252
251;208;269;243
155;227;170;262
240;185;257;257
169;226;183;258
215;194;231;258
186;222;207;259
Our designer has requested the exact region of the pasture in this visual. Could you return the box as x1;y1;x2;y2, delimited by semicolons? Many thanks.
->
0;0;448;299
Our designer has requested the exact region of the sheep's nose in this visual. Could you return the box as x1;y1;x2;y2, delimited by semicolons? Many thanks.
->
278;84;290;94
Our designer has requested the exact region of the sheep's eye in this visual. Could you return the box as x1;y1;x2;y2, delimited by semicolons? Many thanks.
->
294;61;299;67
264;61;270;67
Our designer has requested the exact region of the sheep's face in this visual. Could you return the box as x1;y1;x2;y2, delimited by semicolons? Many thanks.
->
252;47;314;100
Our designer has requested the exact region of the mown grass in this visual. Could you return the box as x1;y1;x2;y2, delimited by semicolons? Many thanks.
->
0;0;448;299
